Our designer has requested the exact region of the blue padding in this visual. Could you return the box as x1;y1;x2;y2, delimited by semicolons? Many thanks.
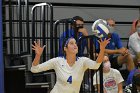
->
0;0;4;93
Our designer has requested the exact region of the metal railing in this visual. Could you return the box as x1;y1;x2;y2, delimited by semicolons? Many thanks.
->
3;0;30;69
25;2;54;89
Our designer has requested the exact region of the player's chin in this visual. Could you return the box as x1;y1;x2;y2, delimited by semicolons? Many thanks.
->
73;50;78;54
75;51;78;54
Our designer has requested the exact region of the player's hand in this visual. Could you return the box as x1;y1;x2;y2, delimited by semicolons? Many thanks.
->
98;38;110;50
32;40;46;56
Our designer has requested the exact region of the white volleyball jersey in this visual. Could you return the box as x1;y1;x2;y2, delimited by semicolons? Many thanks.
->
31;57;101;93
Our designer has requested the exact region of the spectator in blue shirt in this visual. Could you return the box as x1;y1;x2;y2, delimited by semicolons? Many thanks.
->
59;16;89;56
94;18;134;71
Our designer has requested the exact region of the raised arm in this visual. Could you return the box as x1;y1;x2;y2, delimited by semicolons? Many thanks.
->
32;40;46;66
96;38;110;63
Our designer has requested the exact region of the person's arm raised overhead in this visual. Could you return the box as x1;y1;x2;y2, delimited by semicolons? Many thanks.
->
32;40;46;66
96;38;110;63
31;40;56;73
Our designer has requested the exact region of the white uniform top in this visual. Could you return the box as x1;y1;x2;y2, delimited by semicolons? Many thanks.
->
128;32;140;58
93;68;124;93
31;57;101;93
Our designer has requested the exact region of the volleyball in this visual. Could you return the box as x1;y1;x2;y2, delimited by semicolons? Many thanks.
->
92;19;109;38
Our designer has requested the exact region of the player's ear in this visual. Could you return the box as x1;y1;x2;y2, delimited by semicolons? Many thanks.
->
64;47;67;52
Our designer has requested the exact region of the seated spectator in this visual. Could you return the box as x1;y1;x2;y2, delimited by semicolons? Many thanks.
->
127;19;140;85
93;18;135;71
59;16;89;56
128;19;140;65
93;55;124;93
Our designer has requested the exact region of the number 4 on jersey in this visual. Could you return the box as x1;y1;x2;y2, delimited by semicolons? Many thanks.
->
67;76;72;84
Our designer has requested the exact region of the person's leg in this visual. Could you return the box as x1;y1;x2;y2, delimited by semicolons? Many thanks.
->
117;54;135;71
110;56;122;69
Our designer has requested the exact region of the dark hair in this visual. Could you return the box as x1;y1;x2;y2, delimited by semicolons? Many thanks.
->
62;37;74;55
71;16;84;31
72;16;84;22
71;16;84;26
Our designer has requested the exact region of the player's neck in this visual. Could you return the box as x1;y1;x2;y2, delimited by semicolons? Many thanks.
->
66;54;76;66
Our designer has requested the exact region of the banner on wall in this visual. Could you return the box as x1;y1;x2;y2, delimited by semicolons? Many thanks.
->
0;0;4;93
